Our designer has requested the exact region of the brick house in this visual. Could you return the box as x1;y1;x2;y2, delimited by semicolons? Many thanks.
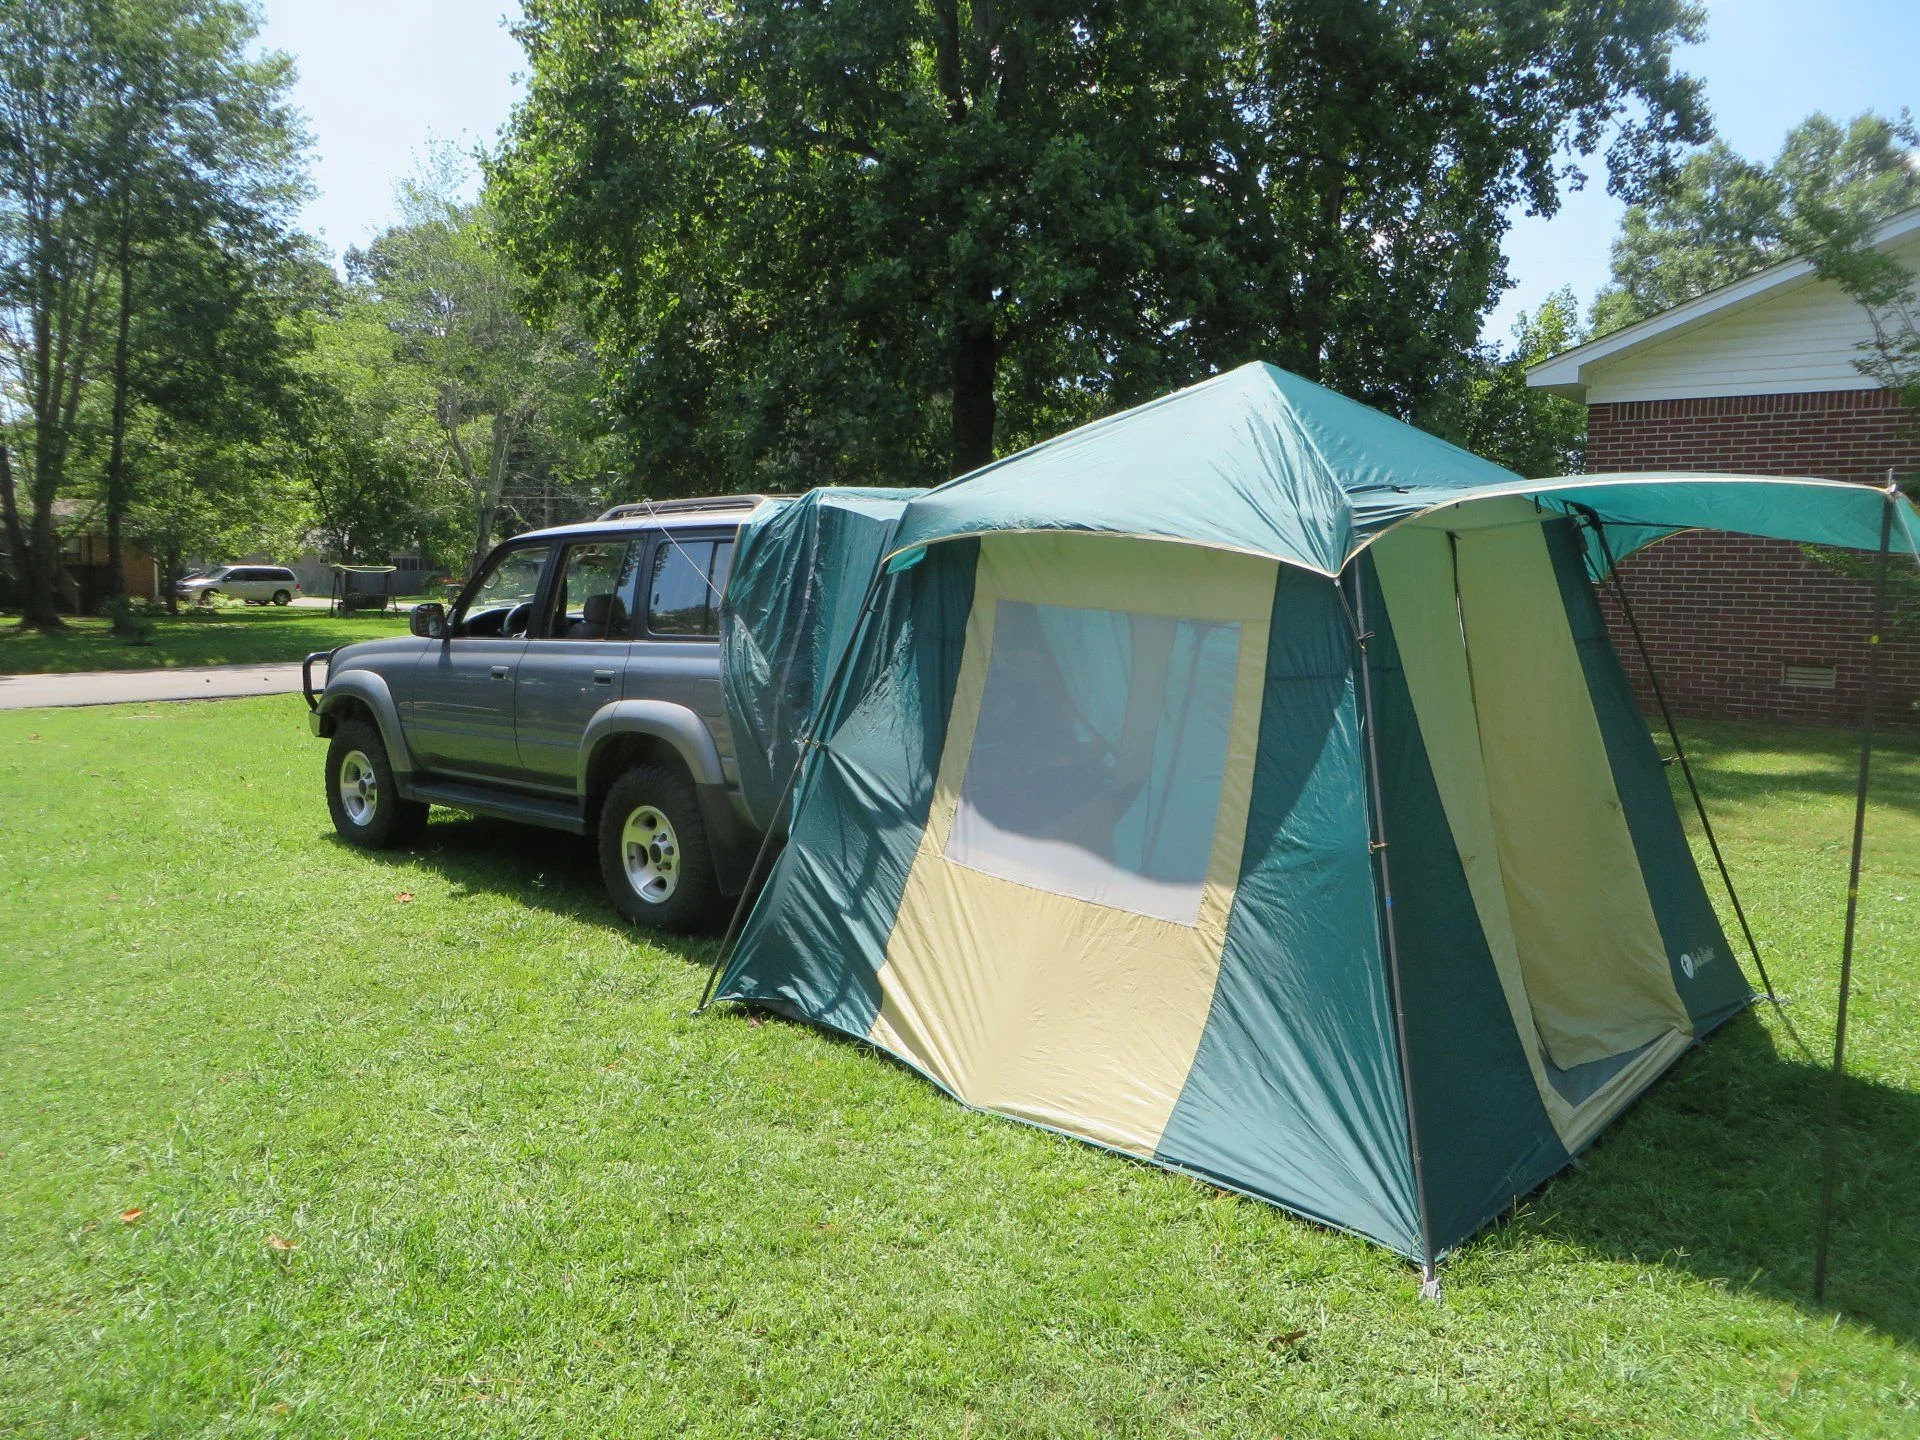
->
49;500;159;610
1527;206;1920;729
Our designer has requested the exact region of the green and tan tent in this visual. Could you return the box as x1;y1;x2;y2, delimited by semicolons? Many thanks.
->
713;362;1920;1275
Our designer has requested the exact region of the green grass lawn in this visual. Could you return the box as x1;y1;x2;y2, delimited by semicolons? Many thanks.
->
1;701;1917;1438
0;607;410;674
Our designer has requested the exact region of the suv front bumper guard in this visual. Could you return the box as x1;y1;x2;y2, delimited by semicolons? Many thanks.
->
302;650;334;715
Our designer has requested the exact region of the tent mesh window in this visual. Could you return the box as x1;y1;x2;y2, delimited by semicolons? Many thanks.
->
945;600;1239;926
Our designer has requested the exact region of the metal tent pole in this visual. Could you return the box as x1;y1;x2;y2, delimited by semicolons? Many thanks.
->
1345;565;1442;1298
1811;487;1898;1305
1578;509;1785;1012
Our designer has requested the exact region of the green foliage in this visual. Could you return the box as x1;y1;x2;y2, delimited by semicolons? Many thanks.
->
350;150;606;572
296;282;461;567
1592;111;1920;335
1424;287;1588;479
3;703;1919;1434
0;0;312;624
490;0;1711;491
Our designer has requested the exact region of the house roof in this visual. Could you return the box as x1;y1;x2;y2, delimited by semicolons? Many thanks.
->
1525;205;1920;402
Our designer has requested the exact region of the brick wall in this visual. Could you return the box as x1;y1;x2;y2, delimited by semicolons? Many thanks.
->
1584;390;1919;730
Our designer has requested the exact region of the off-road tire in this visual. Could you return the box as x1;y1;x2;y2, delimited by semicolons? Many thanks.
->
326;718;428;850
598;763;720;932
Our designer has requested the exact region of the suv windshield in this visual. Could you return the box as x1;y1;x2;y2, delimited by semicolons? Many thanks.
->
452;545;551;638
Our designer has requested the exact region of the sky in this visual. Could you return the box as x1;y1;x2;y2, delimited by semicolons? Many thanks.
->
260;0;1916;338
1488;0;1920;341
255;0;525;258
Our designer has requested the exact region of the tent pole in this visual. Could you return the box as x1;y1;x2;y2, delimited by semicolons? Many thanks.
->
695;565;891;1015
1346;565;1442;1297
1579;510;1784;1012
1811;488;1897;1304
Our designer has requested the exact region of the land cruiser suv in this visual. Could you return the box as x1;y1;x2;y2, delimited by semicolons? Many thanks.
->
304;496;776;931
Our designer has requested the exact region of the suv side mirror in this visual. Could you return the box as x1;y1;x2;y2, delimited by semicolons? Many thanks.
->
411;602;447;639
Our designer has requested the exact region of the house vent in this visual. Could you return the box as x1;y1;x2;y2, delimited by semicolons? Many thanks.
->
1782;664;1837;691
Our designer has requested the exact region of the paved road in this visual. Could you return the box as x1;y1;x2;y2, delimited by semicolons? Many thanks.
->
0;661;321;711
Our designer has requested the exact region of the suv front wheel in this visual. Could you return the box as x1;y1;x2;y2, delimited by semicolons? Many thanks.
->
598;763;719;932
326;718;429;850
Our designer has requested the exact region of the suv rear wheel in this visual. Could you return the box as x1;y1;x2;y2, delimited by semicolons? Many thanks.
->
598;763;719;931
272;589;292;606
326;718;428;850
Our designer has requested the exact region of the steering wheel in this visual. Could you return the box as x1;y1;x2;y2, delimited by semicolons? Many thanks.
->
504;601;535;638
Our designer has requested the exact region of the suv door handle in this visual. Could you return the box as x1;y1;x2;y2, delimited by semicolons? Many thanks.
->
490;665;511;680
592;669;617;686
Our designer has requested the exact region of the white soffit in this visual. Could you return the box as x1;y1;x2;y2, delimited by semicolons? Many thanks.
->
1524;206;1920;404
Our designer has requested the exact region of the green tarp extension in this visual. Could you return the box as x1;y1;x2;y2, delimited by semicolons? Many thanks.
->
715;362;1919;1265
722;488;923;831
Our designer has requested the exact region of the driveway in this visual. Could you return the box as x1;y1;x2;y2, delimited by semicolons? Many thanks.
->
0;662;319;711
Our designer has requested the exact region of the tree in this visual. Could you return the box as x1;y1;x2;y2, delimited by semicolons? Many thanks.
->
96;6;308;601
0;0;307;627
126;416;309;612
352;154;599;572
296;285;458;568
1425;288;1588;479
0;0;118;627
1591;110;1920;334
490;0;1710;492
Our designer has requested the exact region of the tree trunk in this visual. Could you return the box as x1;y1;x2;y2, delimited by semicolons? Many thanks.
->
2;443;62;630
950;296;998;477
161;544;182;614
1294;161;1346;382
104;230;135;599
22;495;63;629
0;442;34;622
21;294;67;629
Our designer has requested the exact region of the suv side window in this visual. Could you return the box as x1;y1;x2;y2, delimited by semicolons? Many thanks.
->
645;535;734;638
539;541;639;641
450;544;553;638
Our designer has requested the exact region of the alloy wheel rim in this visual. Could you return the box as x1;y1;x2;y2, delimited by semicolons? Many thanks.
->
339;750;378;825
621;805;680;903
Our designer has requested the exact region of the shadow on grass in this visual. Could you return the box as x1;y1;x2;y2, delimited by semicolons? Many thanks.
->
1522;1009;1920;1341
1680;720;1920;818
329;795;1916;1339
332;812;723;966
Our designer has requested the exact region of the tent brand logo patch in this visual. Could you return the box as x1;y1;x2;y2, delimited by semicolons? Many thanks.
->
1679;948;1717;980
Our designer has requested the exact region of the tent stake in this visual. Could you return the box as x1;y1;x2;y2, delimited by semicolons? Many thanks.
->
1345;566;1441;1296
1811;488;1897;1305
1579;510;1785;1015
695;566;892;1015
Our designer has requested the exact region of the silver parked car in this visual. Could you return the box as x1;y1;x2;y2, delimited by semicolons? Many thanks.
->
177;565;302;606
303;497;770;932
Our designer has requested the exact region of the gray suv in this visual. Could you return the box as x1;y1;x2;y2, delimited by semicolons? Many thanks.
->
305;497;773;931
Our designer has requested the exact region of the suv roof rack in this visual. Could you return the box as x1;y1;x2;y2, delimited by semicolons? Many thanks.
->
597;494;787;522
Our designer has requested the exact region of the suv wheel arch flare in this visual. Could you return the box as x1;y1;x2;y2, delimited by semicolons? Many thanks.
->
316;669;415;778
578;700;727;798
